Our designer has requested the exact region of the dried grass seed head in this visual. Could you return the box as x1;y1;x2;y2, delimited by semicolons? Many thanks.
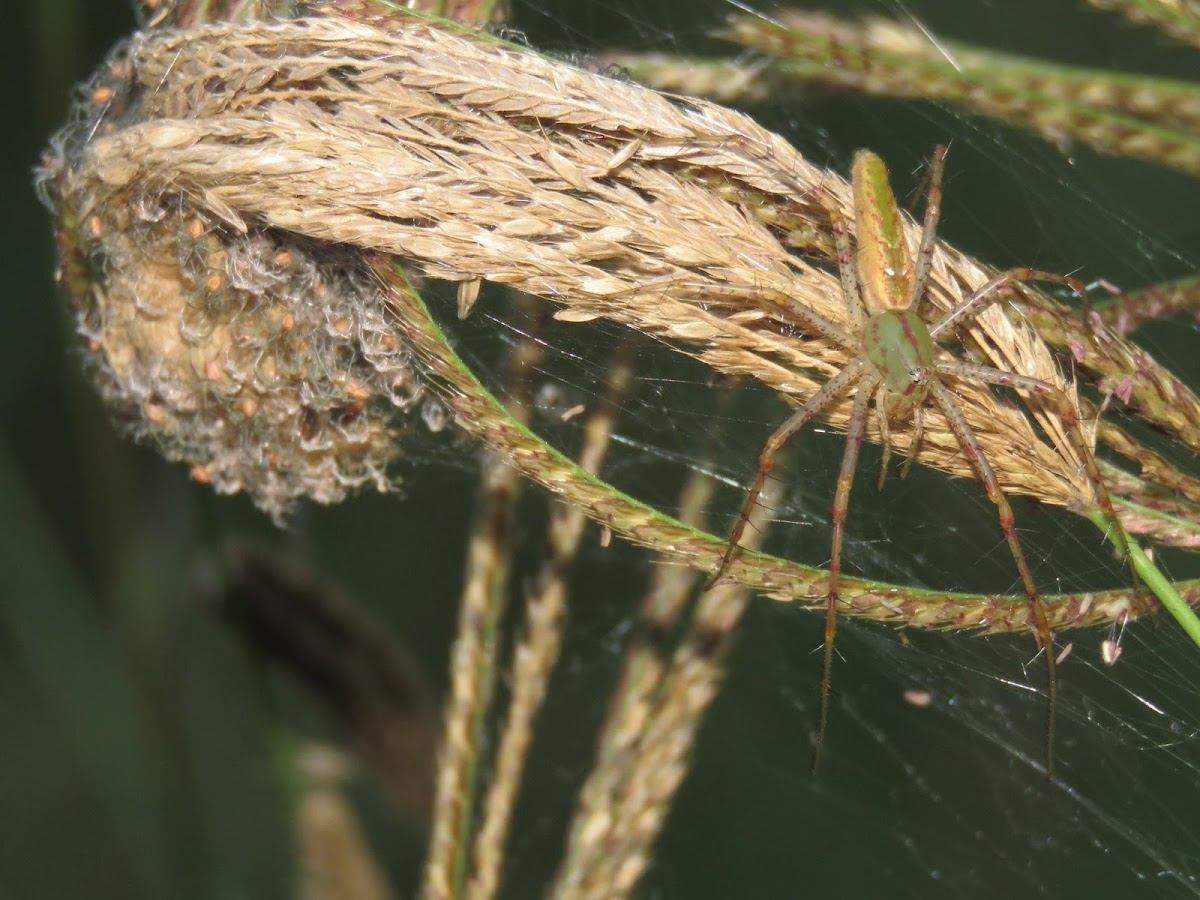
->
43;13;1096;519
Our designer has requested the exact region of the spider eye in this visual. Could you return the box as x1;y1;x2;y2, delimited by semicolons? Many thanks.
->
911;366;929;385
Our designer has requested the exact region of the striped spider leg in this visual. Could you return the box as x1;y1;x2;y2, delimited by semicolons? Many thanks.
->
711;146;1132;775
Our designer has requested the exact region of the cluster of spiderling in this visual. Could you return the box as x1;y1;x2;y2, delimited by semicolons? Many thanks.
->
37;38;436;521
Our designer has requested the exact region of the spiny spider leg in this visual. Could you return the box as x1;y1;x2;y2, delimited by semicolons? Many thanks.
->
904;145;946;312
926;255;1139;631
669;281;859;350
709;360;867;588
900;407;925;480
816;370;881;773
929;268;1084;340
925;377;1059;770
934;359;1136;570
831;171;869;333
873;383;893;490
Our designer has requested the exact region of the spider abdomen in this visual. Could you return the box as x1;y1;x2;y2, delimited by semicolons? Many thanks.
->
863;308;933;418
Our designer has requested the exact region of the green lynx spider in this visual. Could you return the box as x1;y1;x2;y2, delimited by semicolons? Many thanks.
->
711;146;1133;774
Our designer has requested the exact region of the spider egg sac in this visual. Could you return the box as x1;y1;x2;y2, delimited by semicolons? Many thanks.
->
37;39;432;521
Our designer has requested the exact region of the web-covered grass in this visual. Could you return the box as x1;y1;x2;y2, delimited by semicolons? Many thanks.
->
12;0;1200;898
453;275;1200;897
479;1;1200;894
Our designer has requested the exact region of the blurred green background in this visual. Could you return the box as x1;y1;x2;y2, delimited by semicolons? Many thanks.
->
6;1;1200;898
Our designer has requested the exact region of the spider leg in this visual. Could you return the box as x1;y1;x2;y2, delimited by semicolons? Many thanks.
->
934;359;1136;578
925;378;1057;776
900;406;925;479
662;280;857;351
928;269;1084;341
825;178;868;332
814;371;881;773
873;383;892;491
710;360;866;588
905;145;947;315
